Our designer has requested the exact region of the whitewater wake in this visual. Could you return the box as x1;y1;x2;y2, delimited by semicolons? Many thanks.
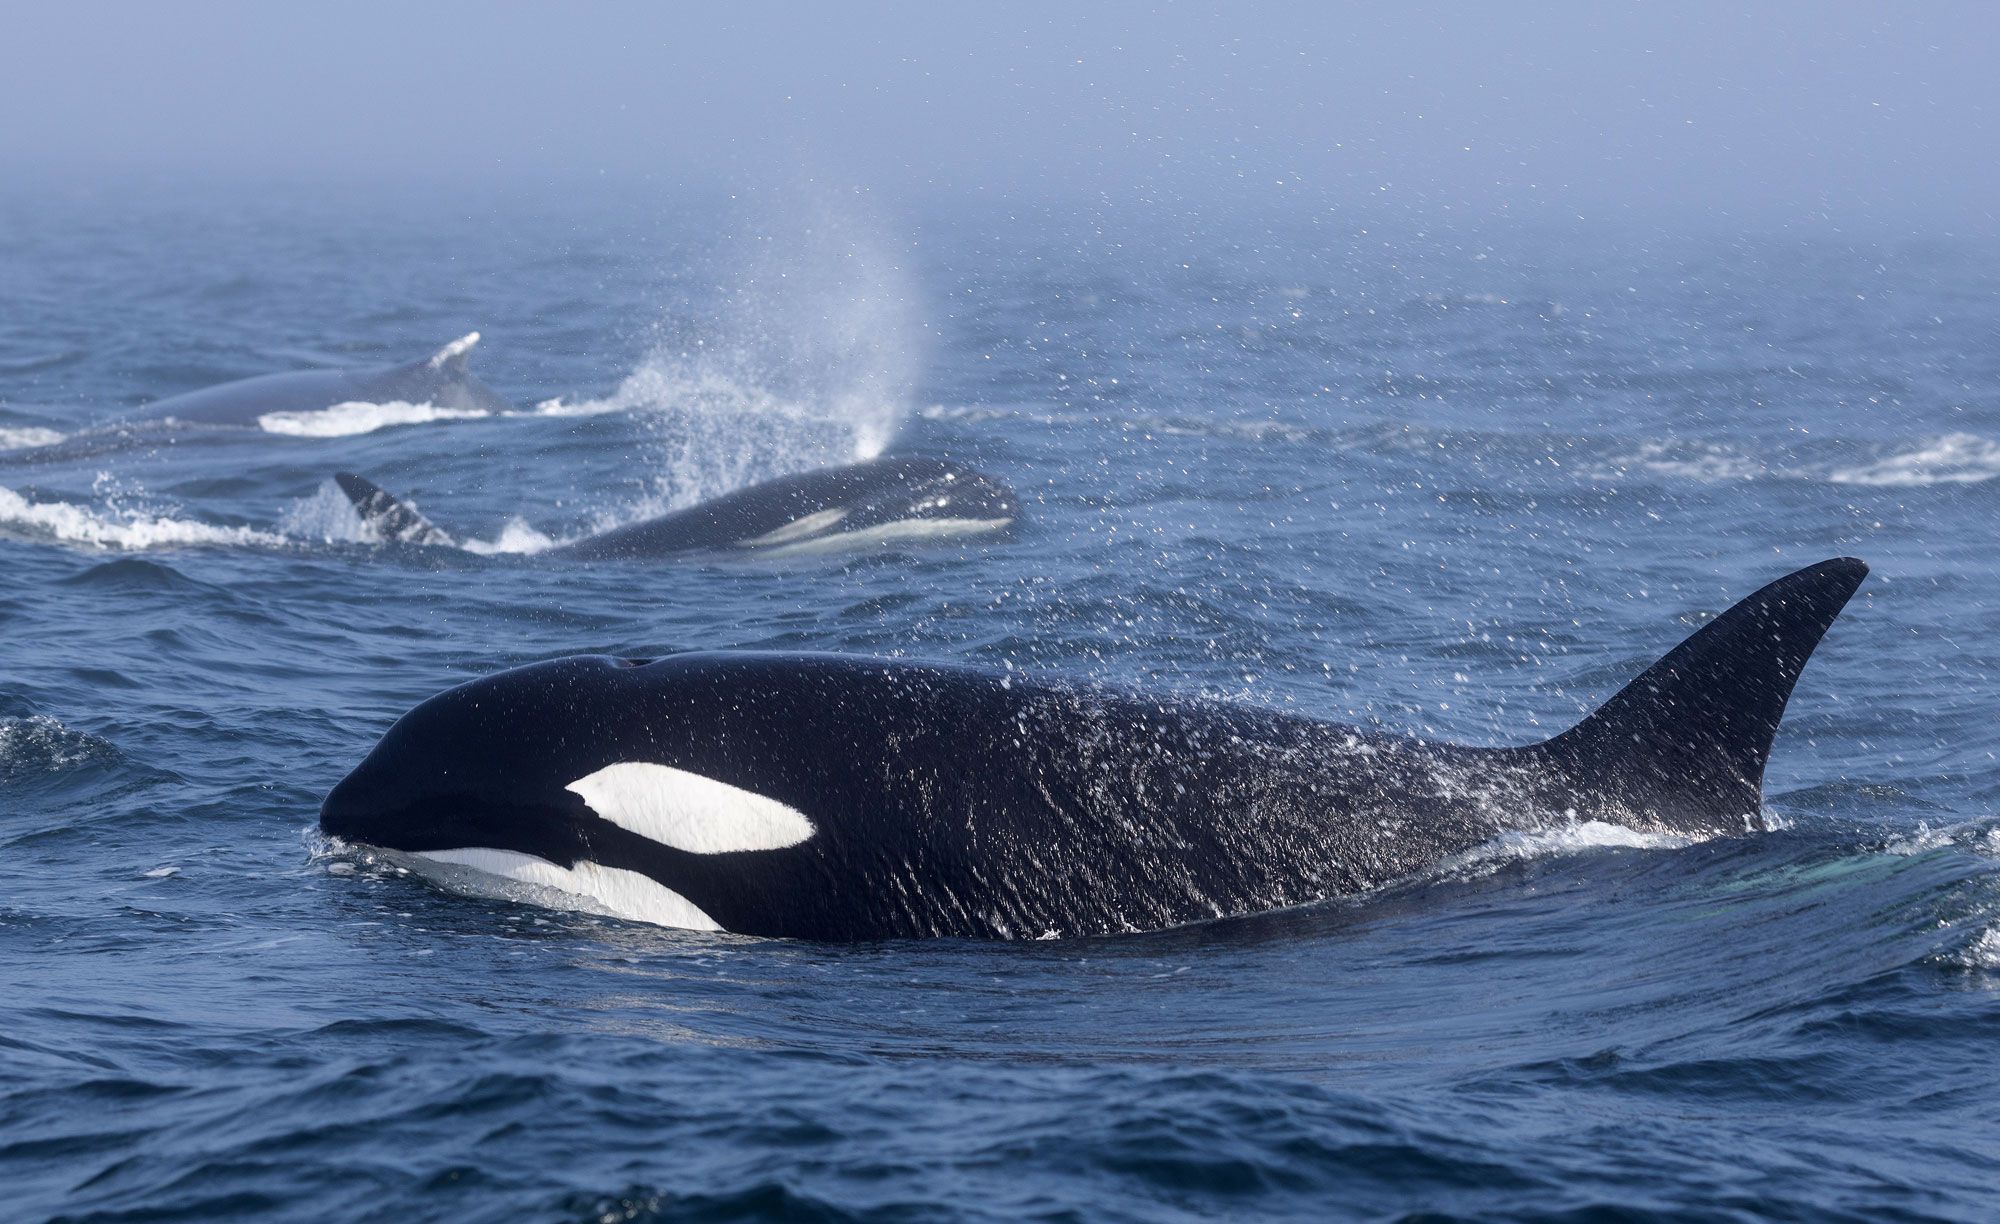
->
1827;433;2000;486
0;485;288;550
1586;433;2000;486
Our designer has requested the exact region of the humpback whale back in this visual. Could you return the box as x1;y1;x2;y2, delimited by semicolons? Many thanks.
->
331;458;1020;560
133;334;513;426
1531;558;1868;832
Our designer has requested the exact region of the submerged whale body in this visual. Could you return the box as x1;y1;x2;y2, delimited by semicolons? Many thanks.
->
320;559;1867;940
333;456;1020;558
135;334;513;428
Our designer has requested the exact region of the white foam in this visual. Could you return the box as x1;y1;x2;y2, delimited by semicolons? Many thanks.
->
0;484;287;551
0;426;63;450
1439;819;1696;880
257;399;491;438
1829;433;2000;487
566;762;816;855
458;517;559;556
400;846;723;931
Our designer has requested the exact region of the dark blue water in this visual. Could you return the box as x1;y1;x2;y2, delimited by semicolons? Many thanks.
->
3;187;1998;1221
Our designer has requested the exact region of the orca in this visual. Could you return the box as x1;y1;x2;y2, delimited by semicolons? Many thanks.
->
319;558;1867;940
332;456;1020;558
135;333;513;430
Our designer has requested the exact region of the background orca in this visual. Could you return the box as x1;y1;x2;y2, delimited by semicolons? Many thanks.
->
320;558;1867;940
333;456;1020;558
134;333;513;427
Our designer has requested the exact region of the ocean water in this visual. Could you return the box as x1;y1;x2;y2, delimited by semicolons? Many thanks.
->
2;186;1998;1221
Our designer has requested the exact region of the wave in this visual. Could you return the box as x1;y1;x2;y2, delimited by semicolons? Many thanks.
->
0;485;287;550
56;557;210;592
0;716;118;782
1882;818;2000;971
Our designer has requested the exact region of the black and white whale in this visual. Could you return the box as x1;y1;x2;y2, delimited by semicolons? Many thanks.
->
136;333;513;432
332;456;1020;558
319;558;1867;940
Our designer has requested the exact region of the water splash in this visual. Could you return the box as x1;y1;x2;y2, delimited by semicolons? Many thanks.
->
570;205;920;517
277;480;376;544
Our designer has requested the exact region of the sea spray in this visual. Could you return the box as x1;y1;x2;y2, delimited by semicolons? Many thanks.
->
570;200;921;523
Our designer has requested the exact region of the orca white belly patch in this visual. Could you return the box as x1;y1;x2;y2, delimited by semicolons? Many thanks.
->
407;846;722;931
565;761;815;854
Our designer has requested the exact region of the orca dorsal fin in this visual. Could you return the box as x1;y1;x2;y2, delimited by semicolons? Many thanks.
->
333;473;455;547
1534;558;1867;831
425;332;481;372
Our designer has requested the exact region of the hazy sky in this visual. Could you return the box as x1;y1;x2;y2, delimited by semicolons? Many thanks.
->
4;2;1994;225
